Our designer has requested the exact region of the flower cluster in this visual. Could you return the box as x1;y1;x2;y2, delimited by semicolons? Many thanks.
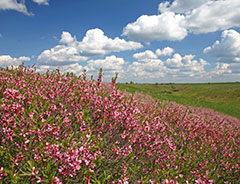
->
0;66;239;183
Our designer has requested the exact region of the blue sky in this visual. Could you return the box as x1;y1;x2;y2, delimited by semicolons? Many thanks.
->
0;0;240;83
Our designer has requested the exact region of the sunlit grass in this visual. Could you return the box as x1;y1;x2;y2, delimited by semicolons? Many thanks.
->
116;83;240;119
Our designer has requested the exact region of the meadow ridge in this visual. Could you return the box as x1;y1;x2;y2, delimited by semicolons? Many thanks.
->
0;66;240;183
116;83;240;120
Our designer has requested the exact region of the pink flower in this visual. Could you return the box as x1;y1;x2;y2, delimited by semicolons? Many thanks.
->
24;139;30;144
0;167;7;179
36;176;44;183
53;176;63;184
31;167;39;175
150;179;157;184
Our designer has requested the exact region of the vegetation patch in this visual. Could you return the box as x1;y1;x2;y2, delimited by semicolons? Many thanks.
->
117;83;240;120
0;66;239;183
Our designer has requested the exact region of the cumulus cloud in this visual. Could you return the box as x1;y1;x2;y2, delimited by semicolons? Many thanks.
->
209;63;232;77
165;53;208;77
204;29;240;63
202;62;240;81
156;47;174;56
123;0;240;42
127;59;166;81
38;29;142;66
0;55;30;68
159;0;208;13
132;47;175;64
59;31;76;44
84;55;125;79
205;62;240;81
122;12;187;42
133;50;157;61
164;53;183;68
78;28;143;56
127;49;208;82
37;54;126;80
37;45;88;66
184;0;240;34
36;63;83;75
32;0;49;5
203;29;240;79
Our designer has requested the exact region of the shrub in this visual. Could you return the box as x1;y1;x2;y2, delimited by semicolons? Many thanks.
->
0;66;239;183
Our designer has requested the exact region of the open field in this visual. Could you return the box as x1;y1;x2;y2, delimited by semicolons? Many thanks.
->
116;82;240;120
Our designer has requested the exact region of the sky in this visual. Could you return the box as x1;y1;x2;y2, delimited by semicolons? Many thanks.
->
0;0;240;83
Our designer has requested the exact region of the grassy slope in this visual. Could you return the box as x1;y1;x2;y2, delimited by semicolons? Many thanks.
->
116;82;240;120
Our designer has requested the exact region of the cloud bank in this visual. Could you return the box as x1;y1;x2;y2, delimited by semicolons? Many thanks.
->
37;28;143;66
127;48;209;82
0;55;30;68
204;29;240;63
122;12;187;42
123;0;240;42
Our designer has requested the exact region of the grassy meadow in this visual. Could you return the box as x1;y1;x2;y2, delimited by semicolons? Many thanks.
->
116;82;240;120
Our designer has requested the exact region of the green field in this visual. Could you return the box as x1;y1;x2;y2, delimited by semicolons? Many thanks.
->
116;82;240;120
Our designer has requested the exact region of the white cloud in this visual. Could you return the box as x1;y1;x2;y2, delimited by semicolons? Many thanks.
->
122;12;187;42
0;0;31;15
123;0;240;42
59;31;76;44
81;55;127;81
159;0;208;13
209;63;232;76
84;55;125;78
37;45;88;66
126;50;209;82
86;55;124;70
78;28;143;56
0;55;30;68
127;59;166;81
133;50;157;61
159;0;240;34
204;62;240;81
203;29;240;78
156;47;174;57
204;29;240;63
36;63;83;75
32;0;49;5
38;29;143;66
184;0;240;34
0;0;50;15
37;55;126;81
132;47;175;64
205;62;239;81
165;53;208;76
165;53;183;68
